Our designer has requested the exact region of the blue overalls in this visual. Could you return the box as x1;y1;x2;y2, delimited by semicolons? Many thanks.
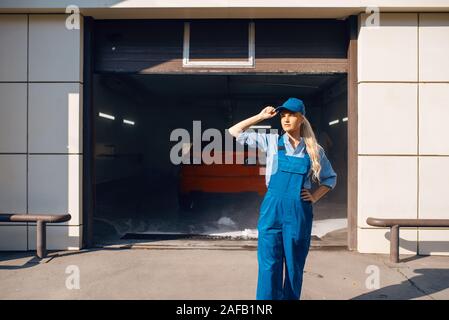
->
256;135;313;300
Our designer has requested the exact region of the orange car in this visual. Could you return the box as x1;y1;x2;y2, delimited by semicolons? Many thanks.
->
178;150;266;209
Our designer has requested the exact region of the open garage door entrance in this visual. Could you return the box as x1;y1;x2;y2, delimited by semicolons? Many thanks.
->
92;73;348;244
84;17;358;248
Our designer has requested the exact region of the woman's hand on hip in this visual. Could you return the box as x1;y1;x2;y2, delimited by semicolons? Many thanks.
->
301;188;316;203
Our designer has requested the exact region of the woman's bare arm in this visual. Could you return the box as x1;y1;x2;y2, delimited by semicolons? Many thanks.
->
228;106;278;138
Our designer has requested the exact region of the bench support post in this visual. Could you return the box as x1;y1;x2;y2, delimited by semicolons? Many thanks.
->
36;220;47;259
391;225;399;263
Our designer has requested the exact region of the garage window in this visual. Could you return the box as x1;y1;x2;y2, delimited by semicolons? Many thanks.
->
183;20;255;68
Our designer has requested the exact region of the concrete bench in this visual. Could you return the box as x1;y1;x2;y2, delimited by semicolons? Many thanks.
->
366;217;449;263
0;213;71;258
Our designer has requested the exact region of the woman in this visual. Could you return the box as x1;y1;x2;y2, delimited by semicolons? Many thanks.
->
228;97;337;300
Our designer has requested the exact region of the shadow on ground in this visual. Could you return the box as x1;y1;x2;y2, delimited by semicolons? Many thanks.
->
352;268;449;300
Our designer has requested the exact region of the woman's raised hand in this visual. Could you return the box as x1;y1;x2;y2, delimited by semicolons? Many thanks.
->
228;106;277;137
259;106;278;120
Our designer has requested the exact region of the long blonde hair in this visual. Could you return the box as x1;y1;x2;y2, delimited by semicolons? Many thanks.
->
300;116;321;182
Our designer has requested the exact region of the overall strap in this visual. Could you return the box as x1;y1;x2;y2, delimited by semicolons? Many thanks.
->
278;133;311;162
277;134;286;153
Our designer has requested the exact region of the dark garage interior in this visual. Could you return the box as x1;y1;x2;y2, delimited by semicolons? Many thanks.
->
92;73;348;243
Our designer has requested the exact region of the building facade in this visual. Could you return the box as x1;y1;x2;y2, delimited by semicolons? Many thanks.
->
0;1;448;256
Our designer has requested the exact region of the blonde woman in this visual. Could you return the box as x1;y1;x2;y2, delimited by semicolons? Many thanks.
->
228;97;337;300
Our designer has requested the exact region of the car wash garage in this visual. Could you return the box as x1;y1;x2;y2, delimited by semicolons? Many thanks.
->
87;18;357;247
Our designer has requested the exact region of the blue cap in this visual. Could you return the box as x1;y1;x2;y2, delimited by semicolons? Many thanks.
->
275;97;306;116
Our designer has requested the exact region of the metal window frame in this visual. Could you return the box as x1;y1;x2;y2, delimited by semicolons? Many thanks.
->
182;21;255;68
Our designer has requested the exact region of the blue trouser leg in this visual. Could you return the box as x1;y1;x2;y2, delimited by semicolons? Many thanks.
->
282;234;310;300
282;200;313;300
256;230;284;300
256;193;284;300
